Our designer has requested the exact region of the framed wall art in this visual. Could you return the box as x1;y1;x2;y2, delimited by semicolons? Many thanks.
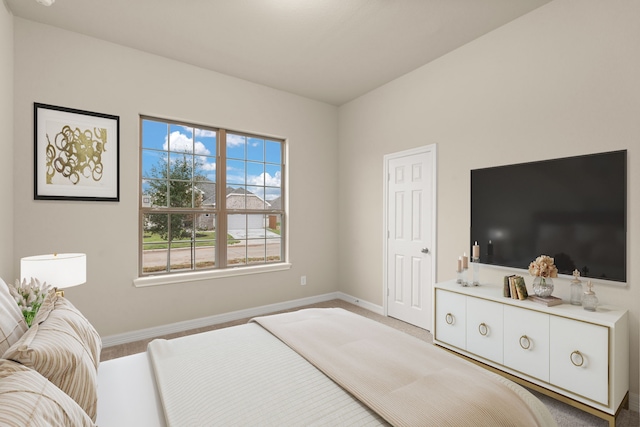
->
34;103;120;201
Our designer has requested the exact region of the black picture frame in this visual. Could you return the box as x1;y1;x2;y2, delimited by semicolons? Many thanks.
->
34;103;120;201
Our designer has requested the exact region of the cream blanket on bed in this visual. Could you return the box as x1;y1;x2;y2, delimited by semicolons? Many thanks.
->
252;308;556;427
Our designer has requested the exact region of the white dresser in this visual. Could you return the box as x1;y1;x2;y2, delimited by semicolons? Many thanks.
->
433;280;629;426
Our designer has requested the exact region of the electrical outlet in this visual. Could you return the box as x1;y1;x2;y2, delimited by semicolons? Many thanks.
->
300;275;307;286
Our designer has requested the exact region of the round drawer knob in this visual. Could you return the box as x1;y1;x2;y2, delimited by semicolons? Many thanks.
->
570;350;584;367
478;322;488;336
445;313;454;325
519;335;531;350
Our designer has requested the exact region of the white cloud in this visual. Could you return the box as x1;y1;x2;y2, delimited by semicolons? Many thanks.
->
248;171;281;187
227;133;245;147
164;131;211;155
199;161;216;172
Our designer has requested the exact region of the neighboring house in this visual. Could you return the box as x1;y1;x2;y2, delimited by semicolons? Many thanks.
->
195;185;275;231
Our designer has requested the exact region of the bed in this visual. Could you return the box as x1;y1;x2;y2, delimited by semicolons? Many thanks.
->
0;279;556;426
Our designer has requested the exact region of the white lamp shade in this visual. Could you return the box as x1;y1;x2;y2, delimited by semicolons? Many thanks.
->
21;253;87;289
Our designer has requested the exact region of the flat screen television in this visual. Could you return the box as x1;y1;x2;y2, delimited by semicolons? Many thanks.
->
471;150;627;283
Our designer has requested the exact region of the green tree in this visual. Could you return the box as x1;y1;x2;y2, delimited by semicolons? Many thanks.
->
145;154;204;241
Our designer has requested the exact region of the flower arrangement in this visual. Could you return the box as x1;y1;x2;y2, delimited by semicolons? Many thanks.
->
8;278;52;327
528;255;558;279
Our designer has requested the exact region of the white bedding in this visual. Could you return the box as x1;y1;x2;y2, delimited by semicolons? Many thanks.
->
147;322;387;426
98;309;556;427
96;352;166;427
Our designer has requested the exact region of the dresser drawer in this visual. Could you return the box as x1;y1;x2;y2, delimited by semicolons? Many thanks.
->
434;289;466;349
549;316;609;405
466;297;503;363
503;305;549;382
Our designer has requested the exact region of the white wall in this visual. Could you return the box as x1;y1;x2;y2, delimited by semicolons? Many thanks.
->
0;1;13;279
12;19;339;337
338;0;640;403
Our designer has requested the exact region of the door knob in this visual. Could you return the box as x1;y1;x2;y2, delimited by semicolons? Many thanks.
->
421;248;429;254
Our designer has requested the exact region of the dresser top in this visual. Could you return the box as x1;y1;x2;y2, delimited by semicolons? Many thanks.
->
435;280;627;327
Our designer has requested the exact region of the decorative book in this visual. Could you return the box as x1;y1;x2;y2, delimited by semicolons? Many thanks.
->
504;275;528;300
528;295;563;306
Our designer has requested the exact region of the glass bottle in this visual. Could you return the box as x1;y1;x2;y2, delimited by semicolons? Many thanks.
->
583;281;598;312
570;269;583;306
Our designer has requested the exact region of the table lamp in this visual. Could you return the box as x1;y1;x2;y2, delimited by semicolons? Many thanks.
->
21;253;86;297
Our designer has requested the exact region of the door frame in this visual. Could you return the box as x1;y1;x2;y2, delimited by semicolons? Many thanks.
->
382;144;437;326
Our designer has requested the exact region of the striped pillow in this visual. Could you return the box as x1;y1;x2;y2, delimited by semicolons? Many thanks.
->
0;359;94;426
2;290;102;421
0;277;28;355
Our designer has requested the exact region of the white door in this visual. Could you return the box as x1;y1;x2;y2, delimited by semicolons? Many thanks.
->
384;145;436;331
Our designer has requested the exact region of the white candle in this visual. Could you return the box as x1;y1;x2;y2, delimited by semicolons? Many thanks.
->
462;253;469;269
457;257;462;272
473;241;480;259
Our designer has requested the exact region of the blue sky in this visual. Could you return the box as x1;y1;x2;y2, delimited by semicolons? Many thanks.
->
141;119;282;201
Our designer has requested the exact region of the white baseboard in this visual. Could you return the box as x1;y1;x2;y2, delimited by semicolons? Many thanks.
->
102;292;342;347
102;292;383;348
336;292;383;315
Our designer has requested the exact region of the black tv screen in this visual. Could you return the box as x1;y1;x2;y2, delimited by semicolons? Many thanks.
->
471;150;627;283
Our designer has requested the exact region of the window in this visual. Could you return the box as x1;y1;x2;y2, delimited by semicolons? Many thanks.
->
140;117;285;276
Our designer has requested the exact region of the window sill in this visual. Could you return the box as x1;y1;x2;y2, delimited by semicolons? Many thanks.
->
133;263;292;288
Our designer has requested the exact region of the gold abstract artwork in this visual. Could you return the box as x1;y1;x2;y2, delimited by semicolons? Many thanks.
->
45;125;108;185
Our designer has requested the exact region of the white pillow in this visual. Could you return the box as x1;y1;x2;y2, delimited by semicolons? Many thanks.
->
0;359;94;426
0;277;28;355
2;290;102;421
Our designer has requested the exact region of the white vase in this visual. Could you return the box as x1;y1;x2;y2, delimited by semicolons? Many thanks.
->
532;276;554;297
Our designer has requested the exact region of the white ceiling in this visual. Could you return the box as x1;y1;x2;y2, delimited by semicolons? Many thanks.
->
6;0;551;105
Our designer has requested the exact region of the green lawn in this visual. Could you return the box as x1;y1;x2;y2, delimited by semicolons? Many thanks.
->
143;228;280;250
143;231;239;249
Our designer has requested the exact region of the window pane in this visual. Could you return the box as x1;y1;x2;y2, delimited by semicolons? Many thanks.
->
267;214;282;234
194;127;216;157
247;239;266;264
227;240;247;266
226;187;246;209
227;133;246;160
266;140;281;164
143;213;169;273
194;155;216;182
265;164;281;188
142;120;168;150
266;237;282;263
247;137;264;162
196;180;216;208
142;150;167;179
228;214;246;234
227;213;247;266
168;153;193;179
169;124;193;153
168;244;192;272
247;161;264;186
226;159;245;185
143;179;168;207
169;213;193;242
247;186;266;209
169;180;194;207
266;213;282;263
266;188;281;209
194;213;215;269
